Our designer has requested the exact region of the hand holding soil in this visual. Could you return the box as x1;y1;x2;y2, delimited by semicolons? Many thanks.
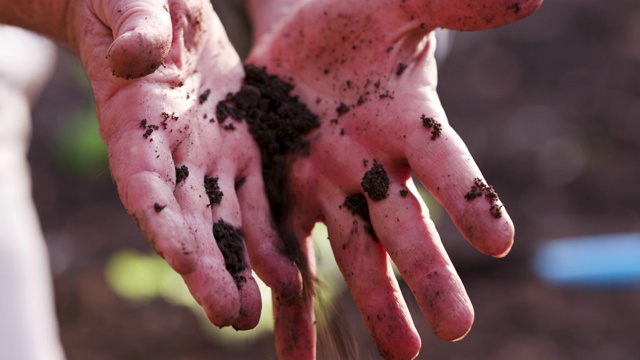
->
247;0;543;358
72;0;303;330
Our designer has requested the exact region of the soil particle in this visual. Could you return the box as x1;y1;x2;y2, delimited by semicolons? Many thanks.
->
396;63;407;76
212;219;247;289
204;176;224;206
198;89;211;104
361;161;390;201
400;189;409;197
343;193;376;238
175;165;189;183
464;177;503;218
153;203;166;212
421;114;442;140
223;123;236;131
142;121;159;139
508;2;521;14
214;65;320;297
336;102;350;117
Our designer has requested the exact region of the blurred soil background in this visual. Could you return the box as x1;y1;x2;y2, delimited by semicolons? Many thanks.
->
27;0;640;359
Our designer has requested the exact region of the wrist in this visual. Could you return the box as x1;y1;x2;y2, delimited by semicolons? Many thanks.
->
0;0;83;52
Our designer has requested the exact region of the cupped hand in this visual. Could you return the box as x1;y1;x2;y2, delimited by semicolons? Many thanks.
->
70;0;302;329
247;0;542;358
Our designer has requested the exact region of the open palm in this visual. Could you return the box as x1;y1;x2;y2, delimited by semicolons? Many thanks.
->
75;0;302;330
247;0;543;358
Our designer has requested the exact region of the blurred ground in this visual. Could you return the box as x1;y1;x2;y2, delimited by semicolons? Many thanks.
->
27;1;640;359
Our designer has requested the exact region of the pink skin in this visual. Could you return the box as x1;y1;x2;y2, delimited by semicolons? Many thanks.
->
247;0;543;358
70;0;303;329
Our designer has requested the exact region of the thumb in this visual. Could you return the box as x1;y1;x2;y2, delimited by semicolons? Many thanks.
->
103;0;172;79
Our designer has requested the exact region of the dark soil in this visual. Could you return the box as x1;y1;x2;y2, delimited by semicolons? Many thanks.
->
421;114;442;140
175;165;189;183
153;203;166;213
215;64;320;298
400;189;409;198
336;102;350;116
212;219;247;289
343;193;376;238
198;89;211;104
464;178;502;218
204;176;224;206
361;161;390;201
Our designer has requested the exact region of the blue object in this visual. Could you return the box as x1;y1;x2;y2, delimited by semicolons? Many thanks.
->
533;232;640;286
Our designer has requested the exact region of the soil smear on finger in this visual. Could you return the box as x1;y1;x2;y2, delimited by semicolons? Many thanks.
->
343;193;377;238
213;219;247;289
464;177;503;218
421;114;442;140
215;64;320;299
204;176;224;206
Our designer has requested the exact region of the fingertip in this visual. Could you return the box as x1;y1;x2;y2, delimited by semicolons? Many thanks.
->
185;257;241;327
432;301;475;342
232;278;262;330
107;29;170;79
492;235;514;259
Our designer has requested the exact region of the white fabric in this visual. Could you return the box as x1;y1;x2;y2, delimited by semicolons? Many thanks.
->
0;26;65;360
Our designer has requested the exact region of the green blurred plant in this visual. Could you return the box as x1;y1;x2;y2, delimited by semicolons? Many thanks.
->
55;103;109;177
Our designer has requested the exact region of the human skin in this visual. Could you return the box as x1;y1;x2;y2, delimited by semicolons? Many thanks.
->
0;0;303;330
247;0;543;358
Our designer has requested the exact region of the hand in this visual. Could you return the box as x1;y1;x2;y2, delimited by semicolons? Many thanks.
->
70;0;302;329
247;0;543;358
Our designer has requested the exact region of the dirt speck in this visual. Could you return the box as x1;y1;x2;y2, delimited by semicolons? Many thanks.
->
400;189;409;197
198;89;211;104
361;161;390;201
336;102;350;117
175;165;189;183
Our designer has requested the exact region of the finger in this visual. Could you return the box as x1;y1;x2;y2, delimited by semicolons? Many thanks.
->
322;191;421;359
208;172;262;330
367;177;475;342
237;167;303;306
401;0;544;31
273;231;316;360
108;132;198;274
405;109;514;257
99;0;172;78
172;164;240;327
